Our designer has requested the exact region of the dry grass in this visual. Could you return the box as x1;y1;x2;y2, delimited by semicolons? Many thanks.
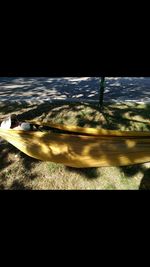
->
1;101;150;190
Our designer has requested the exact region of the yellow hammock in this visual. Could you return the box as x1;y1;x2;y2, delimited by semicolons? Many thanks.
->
1;119;150;168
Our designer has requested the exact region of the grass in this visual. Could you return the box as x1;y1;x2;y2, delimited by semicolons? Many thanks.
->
1;101;150;190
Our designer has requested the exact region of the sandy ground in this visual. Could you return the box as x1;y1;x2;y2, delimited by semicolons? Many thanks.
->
0;77;150;103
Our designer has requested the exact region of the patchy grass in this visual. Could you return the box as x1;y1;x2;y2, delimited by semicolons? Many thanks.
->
1;101;150;190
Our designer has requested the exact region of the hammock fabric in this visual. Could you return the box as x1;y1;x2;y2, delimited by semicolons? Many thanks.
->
1;119;150;168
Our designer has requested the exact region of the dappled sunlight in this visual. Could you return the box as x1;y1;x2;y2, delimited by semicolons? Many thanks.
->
1;130;150;189
1;77;150;103
0;141;19;172
1;124;150;169
1;100;150;189
102;103;150;131
0;138;40;189
105;77;150;103
0;77;100;102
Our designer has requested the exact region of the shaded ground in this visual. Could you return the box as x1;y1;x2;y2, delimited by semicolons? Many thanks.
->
0;77;150;103
1;101;150;190
0;77;100;102
105;77;150;103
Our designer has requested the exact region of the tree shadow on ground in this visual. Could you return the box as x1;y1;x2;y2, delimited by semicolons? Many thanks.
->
0;140;39;173
0;184;5;190
9;180;33;190
0;102;37;117
0;171;34;190
1;101;150;186
0;141;19;172
104;77;150;102
18;150;39;176
3;101;150;131
102;103;150;131
0;77;100;101
120;165;142;178
120;164;150;190
65;167;100;179
139;168;150;190
0;140;40;189
0;102;102;180
1;77;150;103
